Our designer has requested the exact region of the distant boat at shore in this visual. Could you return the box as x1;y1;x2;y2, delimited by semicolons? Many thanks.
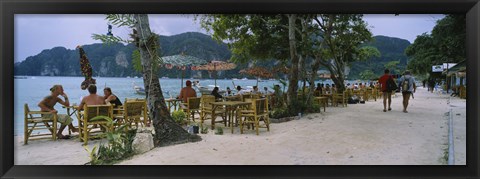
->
196;85;226;96
14;76;28;79
232;78;239;80
132;82;145;95
241;77;248;80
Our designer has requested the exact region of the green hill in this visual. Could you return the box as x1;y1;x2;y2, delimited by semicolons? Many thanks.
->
14;33;410;80
347;35;411;79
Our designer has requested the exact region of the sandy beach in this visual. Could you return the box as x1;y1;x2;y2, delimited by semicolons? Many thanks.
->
14;87;466;165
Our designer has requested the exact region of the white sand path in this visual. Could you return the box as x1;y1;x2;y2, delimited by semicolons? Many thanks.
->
14;87;466;165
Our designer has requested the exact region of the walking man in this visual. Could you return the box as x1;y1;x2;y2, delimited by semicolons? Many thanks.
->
378;69;394;112
399;70;416;113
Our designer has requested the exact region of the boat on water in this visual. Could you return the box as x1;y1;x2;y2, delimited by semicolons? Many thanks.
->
132;82;145;95
14;76;28;79
241;77;248;80
134;76;139;79
134;85;145;95
232;78;239;80
196;85;226;95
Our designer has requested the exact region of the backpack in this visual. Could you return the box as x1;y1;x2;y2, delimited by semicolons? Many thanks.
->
387;76;397;91
402;77;410;92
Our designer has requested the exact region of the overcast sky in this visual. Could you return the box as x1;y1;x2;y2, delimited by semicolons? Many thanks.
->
14;14;444;63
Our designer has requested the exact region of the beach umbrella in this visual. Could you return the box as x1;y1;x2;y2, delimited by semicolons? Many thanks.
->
195;60;237;86
76;45;96;90
273;65;290;74
160;54;207;88
239;67;274;86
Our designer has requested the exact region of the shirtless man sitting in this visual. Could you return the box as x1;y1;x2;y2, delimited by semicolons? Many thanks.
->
38;85;79;139
77;84;106;110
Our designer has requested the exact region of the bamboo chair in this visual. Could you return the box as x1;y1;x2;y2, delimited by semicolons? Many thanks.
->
332;91;348;107
238;98;270;135
24;104;58;144
364;88;372;101
237;94;260;122
242;94;260;102
459;85;466;99
200;95;226;128
370;88;377;101
225;95;241;101
77;104;113;145
375;87;383;99
122;99;148;128
182;97;201;122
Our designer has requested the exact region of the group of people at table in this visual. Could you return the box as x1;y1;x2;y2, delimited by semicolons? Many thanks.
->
312;82;380;96
37;84;123;140
178;80;273;104
37;80;274;140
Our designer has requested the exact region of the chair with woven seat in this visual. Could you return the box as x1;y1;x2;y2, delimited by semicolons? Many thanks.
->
242;94;260;103
121;99;148;128
238;98;270;135
182;97;201;122
24;103;58;144
332;91;347;107
77;104;113;145
200;95;226;128
364;88;373;101
241;93;259;102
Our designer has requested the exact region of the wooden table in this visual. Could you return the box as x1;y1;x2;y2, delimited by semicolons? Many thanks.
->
314;97;328;112
62;105;80;134
62;105;79;118
210;101;251;133
165;98;183;111
224;95;241;101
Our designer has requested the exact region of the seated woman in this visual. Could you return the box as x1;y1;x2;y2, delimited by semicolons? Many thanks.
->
324;84;331;94
211;87;223;101
104;87;122;108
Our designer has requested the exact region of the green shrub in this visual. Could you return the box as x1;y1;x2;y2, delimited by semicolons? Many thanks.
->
171;110;187;124
84;116;137;165
201;126;209;134
215;127;223;135
269;106;290;119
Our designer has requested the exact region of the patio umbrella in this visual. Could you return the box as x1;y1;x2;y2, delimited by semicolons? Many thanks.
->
273;65;290;74
76;45;96;90
239;67;274;86
195;60;237;87
160;54;207;88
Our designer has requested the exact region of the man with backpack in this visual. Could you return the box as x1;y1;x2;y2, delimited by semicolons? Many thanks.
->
378;69;396;112
399;70;416;113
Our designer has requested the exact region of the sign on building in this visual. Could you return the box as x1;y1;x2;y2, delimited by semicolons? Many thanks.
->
443;63;457;70
432;65;443;72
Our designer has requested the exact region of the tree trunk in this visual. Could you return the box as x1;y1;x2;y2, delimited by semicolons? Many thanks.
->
134;14;200;147
307;60;321;105
330;60;346;93
286;14;300;115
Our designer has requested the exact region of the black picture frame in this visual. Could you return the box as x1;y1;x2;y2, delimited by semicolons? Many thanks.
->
1;0;479;178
